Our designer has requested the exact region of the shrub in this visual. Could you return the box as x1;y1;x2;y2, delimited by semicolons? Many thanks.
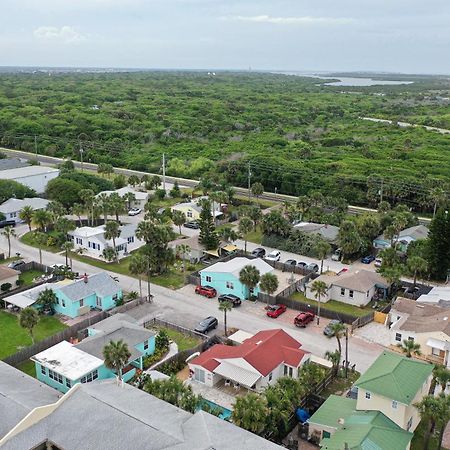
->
1;282;12;292
155;189;166;200
156;329;170;350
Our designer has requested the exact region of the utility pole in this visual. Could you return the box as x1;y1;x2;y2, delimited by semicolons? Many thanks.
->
80;145;84;172
162;153;166;192
34;135;38;158
345;327;349;379
247;162;252;202
379;178;384;203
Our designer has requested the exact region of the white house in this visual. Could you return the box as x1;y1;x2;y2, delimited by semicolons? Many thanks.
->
68;223;144;260
96;186;150;209
0;166;59;193
305;269;389;307
171;196;223;221
188;329;310;392
0;198;50;223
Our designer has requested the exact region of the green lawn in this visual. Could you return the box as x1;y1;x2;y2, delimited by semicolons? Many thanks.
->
70;251;132;276
159;327;201;351
0;311;67;359
411;420;442;450
234;194;277;209
320;370;360;398
290;292;372;317
17;360;37;378
19;270;45;286
245;226;263;245
20;230;60;253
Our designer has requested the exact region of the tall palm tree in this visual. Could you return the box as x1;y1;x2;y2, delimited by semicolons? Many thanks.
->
128;175;140;187
232;393;268;435
259;272;279;307
103;340;131;382
109;193;126;222
1;226;16;258
123;192;136;210
433;365;450;394
326;321;347;369
36;288;58;313
172;210;186;235
315;240;331;274
79;189;95;225
238;217;253;253
239;265;261;300
129;253;147;299
33;232;47;264
310;280;328;325
71;203;85;227
32;209;51;232
398;339;421;358
436;394;450;450
47;201;66;222
325;350;341;375
19;205;34;232
19;307;39;344
407;256;428;289
104;220;121;263
247;205;262;231
429;187;447;218
61;241;74;268
217;227;239;245
219;300;233;336
96;193;111;224
414;395;440;450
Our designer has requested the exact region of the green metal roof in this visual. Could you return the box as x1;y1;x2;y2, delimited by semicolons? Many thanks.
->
320;410;413;450
308;395;356;429
355;351;433;405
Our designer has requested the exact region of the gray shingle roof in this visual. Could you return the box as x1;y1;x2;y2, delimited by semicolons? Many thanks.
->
0;158;28;171
0;197;50;214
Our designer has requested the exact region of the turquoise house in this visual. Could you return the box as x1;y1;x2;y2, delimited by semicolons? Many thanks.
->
373;225;429;253
199;257;274;299
31;314;155;393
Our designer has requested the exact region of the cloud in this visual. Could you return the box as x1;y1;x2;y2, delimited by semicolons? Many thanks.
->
224;15;353;25
34;26;87;43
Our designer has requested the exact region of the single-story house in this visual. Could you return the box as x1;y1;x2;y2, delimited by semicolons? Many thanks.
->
68;223;144;260
389;297;450;368
0;166;59;194
373;225;429;252
169;235;205;263
189;329;310;392
171;196;223;221
0;197;50;223
199;257;274;298
292;222;339;243
0;265;20;290
32;314;155;393
4;272;123;318
305;269;389;306
96;186;150;209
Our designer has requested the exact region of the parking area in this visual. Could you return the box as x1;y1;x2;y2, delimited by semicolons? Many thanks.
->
353;322;392;347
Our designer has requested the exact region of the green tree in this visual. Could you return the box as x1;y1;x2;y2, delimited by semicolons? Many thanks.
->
239;265;260;300
36;288;57;313
407;256;428;288
198;199;219;250
170;180;181;198
45;178;82;207
338;220;362;261
251;182;264;203
172;210;186;235
259;272;279;306
96;193;112;224
33;232;48;264
325;350;341;375
314;240;331;274
1;226;16;258
398;339;421;358
264;385;291;439
32;209;52;232
298;363;326;388
238;216;253;253
427;210;450;280
113;174;127;189
261;210;290;237
175;243;190;275
128;175;140;187
102;246;117;262
218;300;233;336
232;393;268;435
104;220;121;262
436;394;450;450
129;252;147;299
71;203;85;227
326;321;346;369
79;189;95;226
123;192;136;210
109;192;126;222
217;227;239;244
247;204;263;231
19;307;39;344
19;205;34;232
0;179;35;204
103;340;131;382
310;280;327;325
47;201;66;222
415;395;439;450
433;365;450;394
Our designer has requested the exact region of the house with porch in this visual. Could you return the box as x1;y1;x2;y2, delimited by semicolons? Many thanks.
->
31;314;155;393
68;223;144;260
4;272;122;318
171;196;223;221
188;329;310;392
373;225;429;252
305;269;389;307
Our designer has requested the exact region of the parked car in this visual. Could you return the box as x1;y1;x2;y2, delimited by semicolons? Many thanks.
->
218;293;242;307
265;250;281;262
195;285;217;298
128;207;142;216
294;312;315;327
251;247;266;258
194;316;218;334
284;259;297;267
266;304;287;318
374;257;383;268
331;248;342;261
184;221;199;229
306;263;319;272
7;260;25;270
323;320;342;336
0;220;16;229
361;255;375;264
297;261;307;268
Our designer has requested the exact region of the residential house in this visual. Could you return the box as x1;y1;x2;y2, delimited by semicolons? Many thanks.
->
171;196;223;221
68;223;144;260
189;329;310;392
415;285;450;306
4;272;123;318
0;197;50;223
305;269;389;307
32;314;155;393
292;222;339;244
0;265;20;290
0;166;59;193
0;379;282;450
199;257;274;298
389;297;450;367
373;225;429;252
169;235;205;263
96;186;150;209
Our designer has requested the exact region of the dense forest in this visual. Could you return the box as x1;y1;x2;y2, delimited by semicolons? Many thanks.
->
0;71;449;209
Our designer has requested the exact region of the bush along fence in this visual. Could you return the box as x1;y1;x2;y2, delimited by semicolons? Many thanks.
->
143;317;209;341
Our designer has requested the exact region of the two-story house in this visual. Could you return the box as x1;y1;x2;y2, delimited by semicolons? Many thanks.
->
31;314;155;393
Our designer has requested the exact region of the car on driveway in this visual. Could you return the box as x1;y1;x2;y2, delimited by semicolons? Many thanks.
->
265;250;281;262
218;293;242;307
251;247;266;258
266;304;287;318
361;255;375;264
294;312;315;327
7;260;25;270
284;259;297;267
306;263;319;272
194;316;218;334
374;257;382;268
297;261;307;268
195;285;217;298
128;207;142;216
323;320;342;336
184;221;199;229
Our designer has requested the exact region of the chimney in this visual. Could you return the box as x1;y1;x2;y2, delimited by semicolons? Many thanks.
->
83;273;88;284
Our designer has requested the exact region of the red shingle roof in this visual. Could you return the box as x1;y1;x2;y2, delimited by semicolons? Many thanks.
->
190;329;309;376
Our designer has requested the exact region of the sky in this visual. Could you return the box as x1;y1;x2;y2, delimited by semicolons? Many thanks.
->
1;0;450;74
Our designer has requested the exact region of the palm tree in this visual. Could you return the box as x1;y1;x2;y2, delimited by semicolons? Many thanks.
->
259;272;279;307
310;280;328;325
32;209;51;232
296;196;311;220
123;192;136;210
19;205;34;232
172;210;186;235
232;393;268;435
250;182;264;204
325;350;341;375
103;340;131;382
415;395;440;450
19;307;39;344
239;265;261;300
96;193;111;224
219;300;233;336
1;226;16;258
55;217;75;237
128;175;140;187
71;203;85;227
326;321;346;371
436;394;450;450
129;253;147;299
433;365;450;394
407;256;428;288
104;220;121;263
61;241;74;268
247;204;262;231
79;189;95;225
315;240;331;274
398;339;421;358
175;243;191;275
102;246;117;262
217;227;239;245
238;217;253;253
109;192;126;222
36;288;57;313
33;232;48;264
338;220;361;262
47;201;66;222
429;187;447;218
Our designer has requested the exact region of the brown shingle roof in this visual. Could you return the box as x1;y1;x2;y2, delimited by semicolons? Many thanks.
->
0;265;20;281
400;311;450;335
392;297;444;317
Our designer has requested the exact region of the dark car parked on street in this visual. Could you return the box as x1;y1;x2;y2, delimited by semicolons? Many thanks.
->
184;221;200;229
218;293;242;307
194;316;218;334
251;247;266;258
284;259;297;267
361;255;375;264
323;320;342;336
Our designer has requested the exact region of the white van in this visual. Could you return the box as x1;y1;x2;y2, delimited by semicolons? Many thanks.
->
331;248;342;261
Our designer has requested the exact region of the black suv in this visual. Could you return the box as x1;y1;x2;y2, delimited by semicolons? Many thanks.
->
251;247;266;258
218;294;242;307
194;316;218;334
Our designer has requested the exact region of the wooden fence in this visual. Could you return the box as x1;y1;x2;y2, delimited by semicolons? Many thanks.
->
17;261;51;273
143;317;208;340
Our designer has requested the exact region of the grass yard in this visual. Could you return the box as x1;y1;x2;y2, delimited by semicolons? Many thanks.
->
0;311;67;359
70;251;132;276
411;420;441;450
17;360;37;378
234;194;277;209
20;230;60;253
245;226;263;245
159;327;201;351
19;270;45;286
290;292;372;317
320;370;360;399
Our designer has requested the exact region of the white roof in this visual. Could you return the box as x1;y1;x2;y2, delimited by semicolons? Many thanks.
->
426;338;450;351
97;186;148;201
4;283;53;309
213;359;261;387
0;197;50;214
200;257;273;278
227;330;254;344
0;166;59;180
32;341;103;381
418;286;450;304
70;226;105;238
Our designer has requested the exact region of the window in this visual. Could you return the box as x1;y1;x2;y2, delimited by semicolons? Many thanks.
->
268;372;273;382
408;336;414;342
80;299;84;307
392;400;398;409
187;211;193;218
395;333;402;342
340;288;345;296
76;238;83;245
61;299;66;308
284;365;293;377
226;281;234;289
66;379;71;388
144;340;149;350
206;276;212;283
48;370;62;384
41;365;46;375
112;294;118;302
431;347;441;356
365;391;371;400
127;236;134;243
80;369;98;384
349;290;354;298
194;368;205;383
96;296;102;307
407;417;413;431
